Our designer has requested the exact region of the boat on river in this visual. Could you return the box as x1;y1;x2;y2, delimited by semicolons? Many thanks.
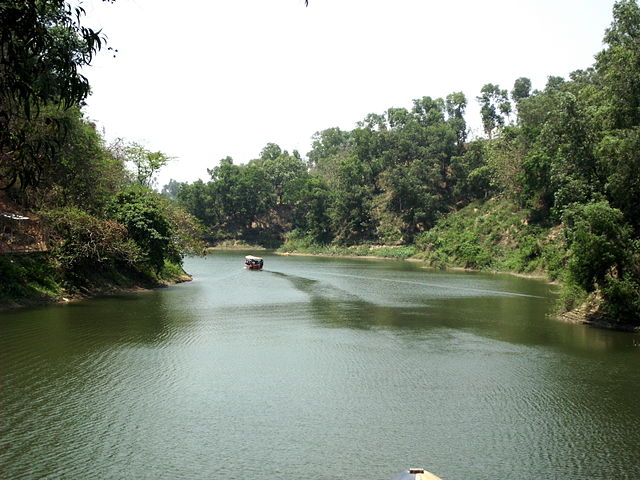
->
244;255;264;270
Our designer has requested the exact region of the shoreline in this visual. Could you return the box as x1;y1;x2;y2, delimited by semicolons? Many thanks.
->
559;310;640;333
0;274;192;313
275;250;552;281
275;250;640;332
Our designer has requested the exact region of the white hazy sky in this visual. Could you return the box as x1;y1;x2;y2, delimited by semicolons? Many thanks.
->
81;0;616;188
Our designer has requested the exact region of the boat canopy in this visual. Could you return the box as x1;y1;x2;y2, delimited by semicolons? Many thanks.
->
245;255;263;261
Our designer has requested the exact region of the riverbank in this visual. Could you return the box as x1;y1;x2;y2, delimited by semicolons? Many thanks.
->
275;246;552;280
0;275;192;313
0;253;192;313
206;240;268;252
558;300;640;333
274;248;640;332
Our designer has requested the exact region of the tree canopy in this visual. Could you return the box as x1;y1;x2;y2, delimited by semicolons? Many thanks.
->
1;0;112;190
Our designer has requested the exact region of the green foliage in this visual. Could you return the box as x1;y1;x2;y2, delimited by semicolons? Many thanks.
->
329;152;376;244
557;282;590;313
450;141;494;203
596;0;640;129
445;91;468;150
111;141;171;188
34;106;126;212
175;179;218;239
1;0;111;191
559;200;640;325
0;254;61;302
280;231;416;259
44;207;141;271
477;83;511;138
107;188;181;273
599;127;640;230
511;77;532;106
563;201;632;292
287;176;333;244
257;145;307;205
308;127;351;172
600;272;640;323
414;199;563;275
486;127;527;203
163;202;206;256
207;157;274;239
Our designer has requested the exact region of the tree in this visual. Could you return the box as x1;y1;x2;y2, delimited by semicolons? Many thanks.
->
107;187;181;273
207;157;274;239
308;127;351;171
599;126;640;232
175;179;217;227
477;83;511;138
511;77;532;106
112;141;171;188
595;0;640;129
257;144;307;204
330;152;376;243
44;207;140;272
486;127;528;203
445;91;467;150
450;140;494;204
160;179;182;200
259;143;283;162
593;0;640;232
563;201;640;324
287;176;333;243
1;0;113;190
42;107;126;213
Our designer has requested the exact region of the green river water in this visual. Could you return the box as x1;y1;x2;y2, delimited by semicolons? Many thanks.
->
1;251;639;480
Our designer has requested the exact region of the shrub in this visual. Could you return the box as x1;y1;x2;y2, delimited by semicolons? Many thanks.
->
600;274;640;324
44;207;141;271
107;188;181;272
0;254;61;301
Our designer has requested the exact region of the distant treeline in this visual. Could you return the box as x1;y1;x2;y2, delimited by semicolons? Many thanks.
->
166;0;640;326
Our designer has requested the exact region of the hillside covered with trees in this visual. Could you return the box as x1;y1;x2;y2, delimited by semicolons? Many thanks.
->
1;0;203;307
167;1;640;329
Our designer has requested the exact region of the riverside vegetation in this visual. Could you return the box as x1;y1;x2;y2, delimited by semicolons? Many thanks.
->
2;1;639;329
1;1;203;308
167;1;640;330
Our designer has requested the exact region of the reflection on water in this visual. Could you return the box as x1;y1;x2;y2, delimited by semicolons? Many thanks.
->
1;251;639;480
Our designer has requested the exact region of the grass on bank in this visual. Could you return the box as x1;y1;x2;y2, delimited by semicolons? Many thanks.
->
413;198;565;280
279;233;417;260
0;253;62;304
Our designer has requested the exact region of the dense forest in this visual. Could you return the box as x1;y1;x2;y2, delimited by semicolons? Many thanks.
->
1;1;639;328
166;1;640;328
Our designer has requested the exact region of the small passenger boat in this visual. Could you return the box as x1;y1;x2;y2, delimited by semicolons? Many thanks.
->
244;255;264;270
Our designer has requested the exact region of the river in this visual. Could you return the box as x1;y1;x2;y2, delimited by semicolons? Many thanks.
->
1;251;639;480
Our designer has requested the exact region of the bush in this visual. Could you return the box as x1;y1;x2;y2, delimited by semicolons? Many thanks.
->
600;274;640;324
557;282;589;313
44;207;141;271
107;188;181;272
0;254;61;302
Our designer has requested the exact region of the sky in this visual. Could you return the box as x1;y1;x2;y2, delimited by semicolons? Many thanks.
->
81;0;617;189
